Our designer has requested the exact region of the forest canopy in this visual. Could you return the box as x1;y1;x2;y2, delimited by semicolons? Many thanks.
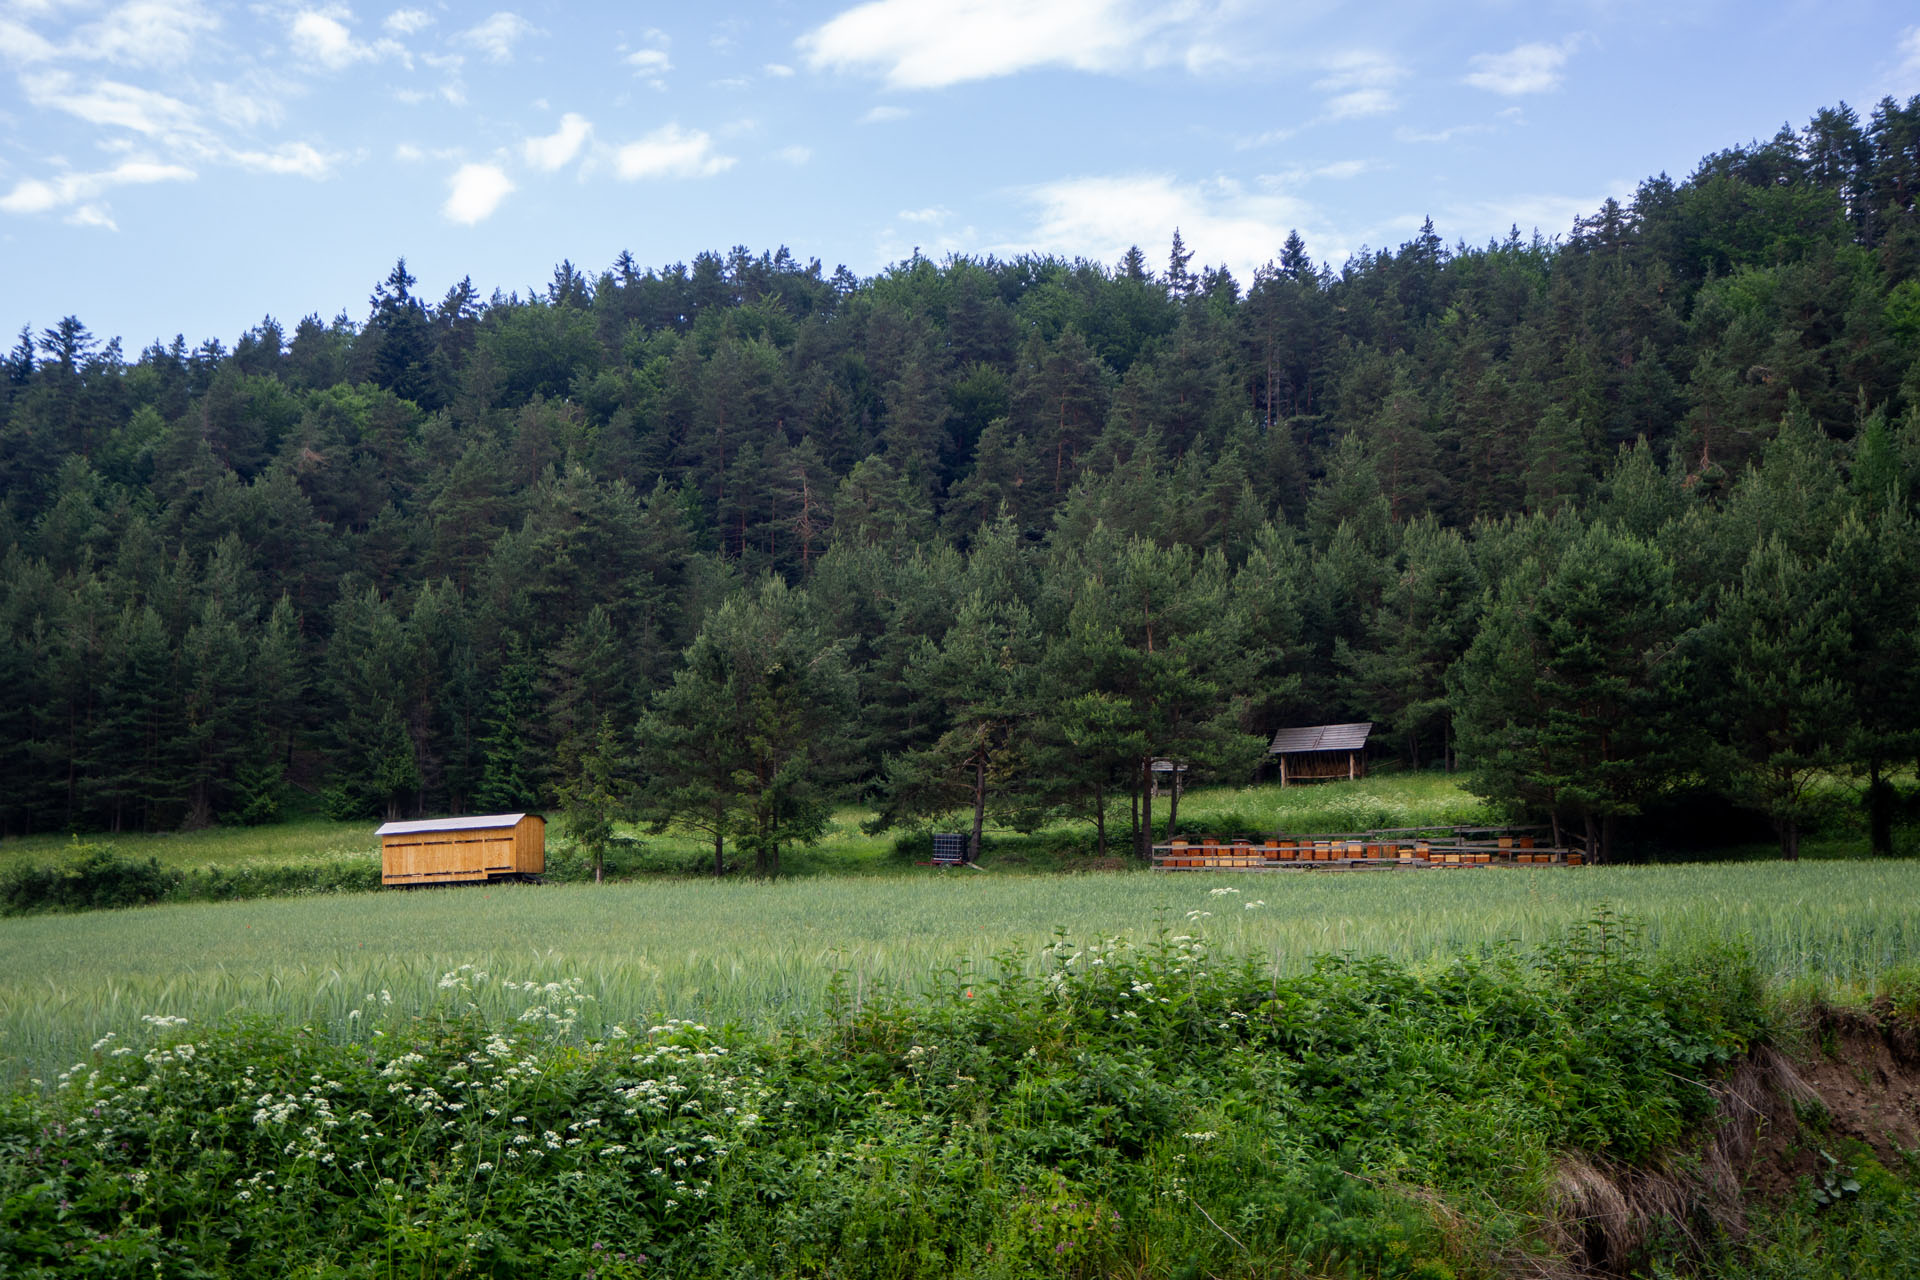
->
3;96;1919;865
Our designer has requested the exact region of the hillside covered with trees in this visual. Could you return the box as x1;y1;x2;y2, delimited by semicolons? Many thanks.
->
3;98;1919;866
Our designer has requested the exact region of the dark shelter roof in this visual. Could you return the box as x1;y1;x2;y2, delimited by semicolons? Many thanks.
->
1267;723;1373;754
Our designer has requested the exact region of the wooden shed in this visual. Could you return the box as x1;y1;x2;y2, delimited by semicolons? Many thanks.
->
1268;723;1372;786
375;813;545;887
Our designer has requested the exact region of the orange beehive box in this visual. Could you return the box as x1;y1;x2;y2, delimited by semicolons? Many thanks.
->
377;813;545;887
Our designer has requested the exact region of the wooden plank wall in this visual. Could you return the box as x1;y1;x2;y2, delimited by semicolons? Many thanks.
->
382;831;518;885
380;816;546;886
514;817;546;875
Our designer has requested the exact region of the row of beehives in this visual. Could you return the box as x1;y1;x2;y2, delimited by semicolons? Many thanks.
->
1150;834;1584;870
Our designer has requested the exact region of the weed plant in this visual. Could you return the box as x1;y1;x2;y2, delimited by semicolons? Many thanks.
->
0;918;1768;1279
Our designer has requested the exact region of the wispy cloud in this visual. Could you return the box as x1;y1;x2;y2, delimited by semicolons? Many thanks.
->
1008;172;1326;282
21;68;338;177
458;11;539;64
22;70;200;136
799;0;1213;90
626;48;671;76
860;104;909;124
1464;38;1579;95
443;162;514;223
228;141;332;178
289;9;404;72
764;62;795;77
1440;185;1632;243
1;1;218;68
73;0;219;69
1896;25;1920;92
0;158;195;218
775;143;812;165
67;204;119;230
1396;122;1495;145
384;8;432;36
524;113;592;171
0;16;59;64
612;124;735;180
1314;50;1404;121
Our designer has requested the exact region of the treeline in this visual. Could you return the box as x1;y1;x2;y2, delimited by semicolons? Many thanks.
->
2;98;1918;862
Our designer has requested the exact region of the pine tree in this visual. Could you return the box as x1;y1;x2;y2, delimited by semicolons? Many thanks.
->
636;576;854;877
1704;535;1852;860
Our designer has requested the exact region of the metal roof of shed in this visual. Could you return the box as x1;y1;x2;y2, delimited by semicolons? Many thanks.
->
1267;723;1373;754
375;813;533;836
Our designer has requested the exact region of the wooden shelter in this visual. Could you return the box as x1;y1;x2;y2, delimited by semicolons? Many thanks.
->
375;813;545;887
1149;758;1188;797
1268;723;1372;786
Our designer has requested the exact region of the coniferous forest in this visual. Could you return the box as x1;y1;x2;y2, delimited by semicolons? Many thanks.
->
4;98;1920;868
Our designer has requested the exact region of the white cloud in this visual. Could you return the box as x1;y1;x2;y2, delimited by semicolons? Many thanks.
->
1008;173;1323;283
71;1;219;68
1440;185;1632;243
523;112;592;171
384;8;432;35
291;10;373;71
0;158;195;216
1235;125;1297;150
1314;50;1404;120
626;48;672;76
798;0;1197;90
458;12;538;63
612;124;734;180
15;65;334;196
204;75;292;131
1396;122;1494;145
0;17;59;64
228;141;333;178
395;142;423;161
1896;25;1920;91
3;2;218;68
444;162;514;223
22;70;199;136
764;62;795;77
776;144;812;165
67;203;118;230
1464;39;1577;95
861;104;909;123
1306;159;1368;181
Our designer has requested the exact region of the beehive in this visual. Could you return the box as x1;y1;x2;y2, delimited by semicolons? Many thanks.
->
376;814;545;887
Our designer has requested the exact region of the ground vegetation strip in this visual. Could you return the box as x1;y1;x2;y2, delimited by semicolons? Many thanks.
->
0;921;1813;1279
1;100;1918;861
6;860;1920;1082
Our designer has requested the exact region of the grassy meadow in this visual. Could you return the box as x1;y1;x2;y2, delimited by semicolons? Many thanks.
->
0;770;1890;884
4;772;1912;1080
0;772;1505;880
6;774;1920;1278
7;856;1920;1081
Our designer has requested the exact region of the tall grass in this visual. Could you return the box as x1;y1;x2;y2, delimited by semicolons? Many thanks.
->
0;817;379;871
6;860;1920;1080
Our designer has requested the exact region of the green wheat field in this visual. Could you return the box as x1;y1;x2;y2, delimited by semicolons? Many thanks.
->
7;854;1919;1081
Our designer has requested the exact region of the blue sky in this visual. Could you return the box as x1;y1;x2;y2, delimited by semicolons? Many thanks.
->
3;1;1918;352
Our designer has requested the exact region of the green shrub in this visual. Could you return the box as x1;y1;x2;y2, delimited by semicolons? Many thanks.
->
0;844;180;914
